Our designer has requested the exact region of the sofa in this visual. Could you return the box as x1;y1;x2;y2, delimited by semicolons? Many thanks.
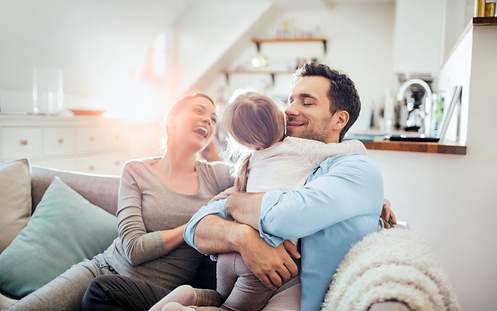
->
0;166;412;311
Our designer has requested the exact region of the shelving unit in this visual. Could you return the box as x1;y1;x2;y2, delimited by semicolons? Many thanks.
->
221;36;328;86
222;69;294;85
251;37;328;54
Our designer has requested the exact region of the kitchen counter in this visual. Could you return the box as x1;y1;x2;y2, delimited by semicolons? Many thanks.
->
473;16;497;25
347;133;467;155
363;140;467;155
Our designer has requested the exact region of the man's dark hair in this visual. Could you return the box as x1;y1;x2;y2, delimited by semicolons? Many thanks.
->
295;63;361;141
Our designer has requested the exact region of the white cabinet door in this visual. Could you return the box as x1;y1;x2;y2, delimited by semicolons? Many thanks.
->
107;126;128;151
1;128;42;159
103;153;130;175
74;153;129;175
74;155;107;174
43;128;76;156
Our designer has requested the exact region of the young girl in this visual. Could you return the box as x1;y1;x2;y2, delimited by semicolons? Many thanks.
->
151;91;366;311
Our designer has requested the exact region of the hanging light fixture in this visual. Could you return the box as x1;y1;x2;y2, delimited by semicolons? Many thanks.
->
250;52;269;68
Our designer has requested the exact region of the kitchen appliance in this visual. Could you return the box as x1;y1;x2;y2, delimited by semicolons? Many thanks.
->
396;79;433;136
387;86;462;143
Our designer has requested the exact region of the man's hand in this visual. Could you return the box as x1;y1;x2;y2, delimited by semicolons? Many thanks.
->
236;226;300;290
226;192;264;229
381;199;397;228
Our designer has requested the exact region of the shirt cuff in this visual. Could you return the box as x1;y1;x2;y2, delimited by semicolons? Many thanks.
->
183;199;229;254
258;191;285;247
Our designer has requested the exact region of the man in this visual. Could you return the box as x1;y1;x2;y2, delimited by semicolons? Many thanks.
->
183;63;384;310
81;63;393;310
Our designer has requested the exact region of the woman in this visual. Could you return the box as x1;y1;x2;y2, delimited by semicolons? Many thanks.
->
7;93;233;311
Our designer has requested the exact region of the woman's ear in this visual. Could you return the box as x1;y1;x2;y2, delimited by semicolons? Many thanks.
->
334;110;350;131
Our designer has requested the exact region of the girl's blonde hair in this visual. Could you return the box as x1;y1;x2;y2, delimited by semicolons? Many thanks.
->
222;91;285;191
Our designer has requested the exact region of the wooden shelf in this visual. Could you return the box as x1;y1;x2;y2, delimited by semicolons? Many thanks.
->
473;17;497;25
363;140;467;155
222;69;294;85
251;37;328;54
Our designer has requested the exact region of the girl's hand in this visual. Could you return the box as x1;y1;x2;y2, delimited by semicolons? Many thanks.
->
210;186;237;202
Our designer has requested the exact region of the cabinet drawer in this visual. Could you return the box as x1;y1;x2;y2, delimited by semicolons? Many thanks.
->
43;128;76;156
108;127;127;151
74;154;129;175
104;153;129;175
1;128;42;159
76;128;105;153
74;155;107;174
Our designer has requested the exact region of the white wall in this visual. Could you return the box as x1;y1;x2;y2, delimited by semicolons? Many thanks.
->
393;0;445;75
441;0;470;61
0;0;190;113
174;0;273;98
205;2;397;132
371;24;497;310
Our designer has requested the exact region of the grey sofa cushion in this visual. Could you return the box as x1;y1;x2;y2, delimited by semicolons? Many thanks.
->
31;167;119;216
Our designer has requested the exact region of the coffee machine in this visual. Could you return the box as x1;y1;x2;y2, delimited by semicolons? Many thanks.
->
395;79;433;135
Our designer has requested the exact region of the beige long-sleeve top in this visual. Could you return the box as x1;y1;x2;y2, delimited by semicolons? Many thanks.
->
95;157;233;289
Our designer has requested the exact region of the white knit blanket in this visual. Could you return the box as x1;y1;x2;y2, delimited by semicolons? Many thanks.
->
321;228;460;311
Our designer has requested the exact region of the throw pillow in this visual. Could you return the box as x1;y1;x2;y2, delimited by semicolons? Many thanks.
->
0;176;117;298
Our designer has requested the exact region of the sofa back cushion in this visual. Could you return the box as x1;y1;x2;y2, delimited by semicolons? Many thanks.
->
31;167;120;215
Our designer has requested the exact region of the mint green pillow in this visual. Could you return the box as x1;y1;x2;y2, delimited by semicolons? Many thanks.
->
0;177;117;298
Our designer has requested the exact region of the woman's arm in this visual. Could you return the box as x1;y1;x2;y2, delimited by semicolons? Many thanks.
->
160;224;186;253
117;162;185;266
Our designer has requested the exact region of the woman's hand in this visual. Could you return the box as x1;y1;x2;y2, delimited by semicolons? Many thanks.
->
160;224;186;253
380;199;397;228
210;186;237;202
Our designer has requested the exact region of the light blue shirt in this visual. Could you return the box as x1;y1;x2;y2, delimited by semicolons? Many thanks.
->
184;154;384;310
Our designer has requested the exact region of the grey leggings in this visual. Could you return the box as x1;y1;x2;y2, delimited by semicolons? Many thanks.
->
7;259;116;311
217;252;300;311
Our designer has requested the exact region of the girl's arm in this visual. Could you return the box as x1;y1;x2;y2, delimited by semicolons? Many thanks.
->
294;138;367;167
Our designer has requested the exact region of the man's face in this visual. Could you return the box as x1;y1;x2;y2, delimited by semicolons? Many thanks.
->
285;76;339;143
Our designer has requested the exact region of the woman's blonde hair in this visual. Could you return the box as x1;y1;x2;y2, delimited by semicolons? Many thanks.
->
222;90;285;191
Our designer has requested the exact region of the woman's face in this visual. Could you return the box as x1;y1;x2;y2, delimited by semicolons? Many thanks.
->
168;97;217;152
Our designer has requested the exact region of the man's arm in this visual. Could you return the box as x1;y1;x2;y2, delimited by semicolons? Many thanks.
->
184;200;300;289
228;194;395;233
256;156;383;244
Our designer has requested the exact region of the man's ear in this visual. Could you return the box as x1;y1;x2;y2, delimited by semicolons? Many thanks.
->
334;110;350;131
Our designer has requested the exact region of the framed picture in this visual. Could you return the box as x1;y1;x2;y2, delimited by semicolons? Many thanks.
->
439;86;462;141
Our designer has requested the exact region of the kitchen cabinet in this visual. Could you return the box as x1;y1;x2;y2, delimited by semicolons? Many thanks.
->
0;115;162;175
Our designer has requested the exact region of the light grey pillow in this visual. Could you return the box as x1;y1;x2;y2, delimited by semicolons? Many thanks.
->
0;159;32;253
